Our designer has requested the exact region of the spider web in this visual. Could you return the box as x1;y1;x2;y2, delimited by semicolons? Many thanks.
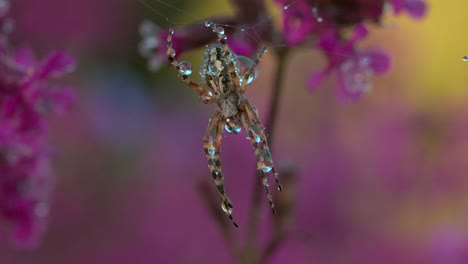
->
137;0;394;62
137;0;302;50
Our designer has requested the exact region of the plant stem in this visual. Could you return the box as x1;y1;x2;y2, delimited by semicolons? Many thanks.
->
242;47;289;264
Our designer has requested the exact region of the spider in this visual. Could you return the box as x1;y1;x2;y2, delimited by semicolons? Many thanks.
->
166;22;282;227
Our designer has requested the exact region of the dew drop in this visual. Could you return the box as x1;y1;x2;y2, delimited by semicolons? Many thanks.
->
237;56;258;84
168;47;176;57
259;150;273;173
253;134;261;143
463;56;468;62
237;56;253;70
168;25;174;35
283;5;289;10
199;67;207;78
206;142;216;158
205;21;213;28
249;124;263;143
246;75;255;85
201;91;213;103
317;17;323;23
179;61;193;75
215;27;225;35
225;118;242;134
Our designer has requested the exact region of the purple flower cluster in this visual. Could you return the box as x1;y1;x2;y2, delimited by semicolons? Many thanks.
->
140;0;426;100
277;0;427;100
0;0;75;247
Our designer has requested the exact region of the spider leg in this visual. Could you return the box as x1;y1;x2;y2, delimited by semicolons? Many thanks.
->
239;46;268;94
241;100;282;215
167;25;215;104
207;23;242;91
204;111;239;227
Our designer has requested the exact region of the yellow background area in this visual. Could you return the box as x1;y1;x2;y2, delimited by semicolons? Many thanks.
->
375;0;468;107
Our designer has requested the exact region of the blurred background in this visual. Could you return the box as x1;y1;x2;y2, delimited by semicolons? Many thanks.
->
1;0;468;263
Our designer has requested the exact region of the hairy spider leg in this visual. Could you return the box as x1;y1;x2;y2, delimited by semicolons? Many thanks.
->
243;101;283;192
241;101;282;215
204;111;239;227
167;25;215;104
239;46;268;94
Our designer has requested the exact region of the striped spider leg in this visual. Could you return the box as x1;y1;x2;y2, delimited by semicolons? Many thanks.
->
166;22;281;227
240;99;282;215
166;25;216;104
204;111;238;227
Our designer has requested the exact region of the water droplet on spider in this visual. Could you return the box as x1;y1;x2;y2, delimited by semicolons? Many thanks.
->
215;27;225;35
179;61;193;75
205;21;213;28
259;150;274;173
168;26;174;35
225;119;242;134
249;124;263;143
199;67;207;78
201;91;213;103
237;56;258;84
168;48;176;57
221;202;232;214
283;5;289;10
206;142;216;158
463;56;468;62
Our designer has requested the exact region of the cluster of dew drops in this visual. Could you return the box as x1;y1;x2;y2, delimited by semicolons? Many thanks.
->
175;21;259;86
283;4;324;23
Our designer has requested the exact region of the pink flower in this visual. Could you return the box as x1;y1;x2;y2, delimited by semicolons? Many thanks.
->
390;0;428;19
308;25;391;101
0;0;76;248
